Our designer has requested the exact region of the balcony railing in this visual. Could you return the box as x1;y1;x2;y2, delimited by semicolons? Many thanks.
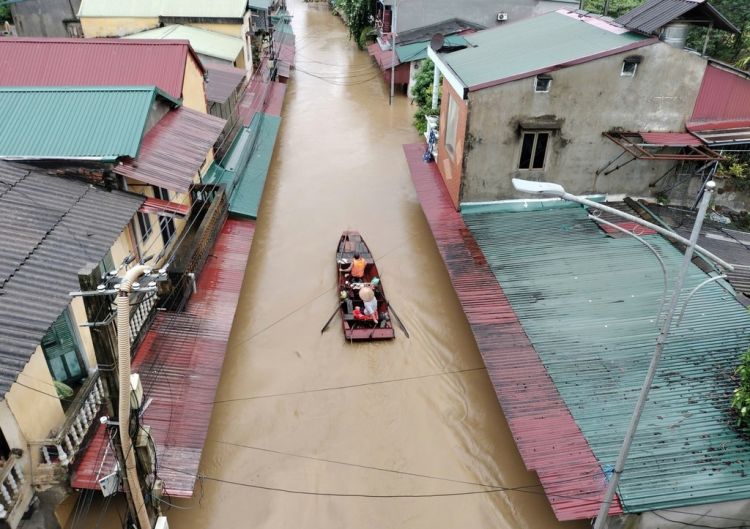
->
32;372;104;484
0;453;25;522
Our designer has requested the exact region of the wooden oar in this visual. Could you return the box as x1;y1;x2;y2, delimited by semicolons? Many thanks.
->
387;303;410;338
320;303;341;334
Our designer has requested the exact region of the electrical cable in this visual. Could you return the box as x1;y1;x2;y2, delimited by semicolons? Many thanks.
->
651;511;749;529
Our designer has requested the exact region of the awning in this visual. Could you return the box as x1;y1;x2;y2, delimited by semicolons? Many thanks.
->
368;41;399;70
115;107;226;193
603;131;722;161
687;121;750;146
139;197;190;217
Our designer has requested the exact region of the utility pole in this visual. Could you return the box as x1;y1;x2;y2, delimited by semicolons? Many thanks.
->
592;181;716;529
78;264;138;522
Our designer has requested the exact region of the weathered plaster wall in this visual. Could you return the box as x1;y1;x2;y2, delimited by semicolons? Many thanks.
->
183;54;209;113
80;16;159;37
436;78;468;208
461;43;707;203
5;349;66;467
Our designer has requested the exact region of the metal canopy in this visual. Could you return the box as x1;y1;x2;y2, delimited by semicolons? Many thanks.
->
603;131;722;161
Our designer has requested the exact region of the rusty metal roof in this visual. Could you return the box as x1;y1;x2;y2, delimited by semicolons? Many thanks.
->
615;0;739;36
72;218;255;496
115;106;225;192
404;144;620;521
690;64;750;128
205;62;246;103
0;37;202;100
0;161;144;398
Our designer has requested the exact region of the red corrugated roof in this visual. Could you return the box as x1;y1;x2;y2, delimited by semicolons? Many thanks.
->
139;197;190;217
639;132;703;146
691;64;750;125
71;218;255;497
0;38;204;100
115;107;226;192
404;143;622;521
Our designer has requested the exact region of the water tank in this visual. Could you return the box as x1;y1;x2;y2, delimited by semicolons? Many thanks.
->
661;22;690;48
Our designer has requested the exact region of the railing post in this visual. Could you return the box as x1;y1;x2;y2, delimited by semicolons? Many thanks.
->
0;501;6;519
13;465;24;485
58;442;69;466
0;484;11;504
5;473;17;495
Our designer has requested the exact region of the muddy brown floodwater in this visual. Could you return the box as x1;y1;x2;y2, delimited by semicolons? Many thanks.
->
70;2;590;528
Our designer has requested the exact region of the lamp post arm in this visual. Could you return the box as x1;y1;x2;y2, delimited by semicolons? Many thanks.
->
560;192;734;271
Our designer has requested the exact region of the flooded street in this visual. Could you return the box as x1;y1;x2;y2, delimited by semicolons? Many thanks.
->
75;2;587;527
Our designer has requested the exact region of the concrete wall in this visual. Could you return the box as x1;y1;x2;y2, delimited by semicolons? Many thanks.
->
183;54;210;113
10;0;80;37
80;16;159;37
392;0;577;34
458;43;708;203
0;401;33;529
436;78;468;208
5;349;66;469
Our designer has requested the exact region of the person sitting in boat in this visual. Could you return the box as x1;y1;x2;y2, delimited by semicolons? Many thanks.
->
359;286;378;323
340;253;367;282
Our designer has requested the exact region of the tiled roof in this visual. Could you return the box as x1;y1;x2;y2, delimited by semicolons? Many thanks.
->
463;206;750;513
436;10;650;91
0;162;144;398
0;38;199;100
115;106;226;192
0;86;177;161
78;0;247;19
615;0;739;36
123;25;243;63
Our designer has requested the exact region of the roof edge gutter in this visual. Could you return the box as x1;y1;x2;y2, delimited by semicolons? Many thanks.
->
427;46;468;100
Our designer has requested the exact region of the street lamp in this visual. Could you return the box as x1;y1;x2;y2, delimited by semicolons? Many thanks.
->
512;178;731;529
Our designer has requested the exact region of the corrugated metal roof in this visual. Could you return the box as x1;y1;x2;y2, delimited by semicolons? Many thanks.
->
0;161;144;398
205;62;247;103
0;86;171;161
123;25;243;63
0;38;197;100
115;106;226;192
439;10;649;91
691;64;750;126
691;126;750;145
396;34;468;63
639;131;703;146
211;112;281;219
78;0;247;19
404;144;620;521
462;207;750;513
248;0;273;9
72;218;255;496
614;0;739;36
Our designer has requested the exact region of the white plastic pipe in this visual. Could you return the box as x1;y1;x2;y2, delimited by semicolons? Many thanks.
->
117;265;151;529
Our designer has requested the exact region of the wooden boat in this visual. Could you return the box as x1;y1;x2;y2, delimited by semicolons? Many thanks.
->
336;231;395;341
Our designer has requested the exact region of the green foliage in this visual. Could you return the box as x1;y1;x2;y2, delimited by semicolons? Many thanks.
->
54;380;74;400
410;60;441;133
333;0;375;49
732;349;750;433
0;5;10;23
358;25;374;49
581;0;642;18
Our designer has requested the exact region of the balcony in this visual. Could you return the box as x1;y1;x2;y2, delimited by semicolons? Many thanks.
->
0;452;31;527
31;373;104;488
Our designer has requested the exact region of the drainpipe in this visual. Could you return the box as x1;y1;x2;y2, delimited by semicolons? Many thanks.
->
116;265;152;529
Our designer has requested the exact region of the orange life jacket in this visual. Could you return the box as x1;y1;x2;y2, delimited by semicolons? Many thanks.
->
351;258;366;278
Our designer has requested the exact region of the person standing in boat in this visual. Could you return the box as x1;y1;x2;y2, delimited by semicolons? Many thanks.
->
340;253;367;282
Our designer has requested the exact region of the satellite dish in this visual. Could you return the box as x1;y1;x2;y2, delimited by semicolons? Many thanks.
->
429;33;445;52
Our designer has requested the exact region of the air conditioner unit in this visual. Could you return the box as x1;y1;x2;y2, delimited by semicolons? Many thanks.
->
497;12;508;21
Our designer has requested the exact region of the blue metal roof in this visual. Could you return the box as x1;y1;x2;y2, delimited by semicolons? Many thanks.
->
462;206;750;513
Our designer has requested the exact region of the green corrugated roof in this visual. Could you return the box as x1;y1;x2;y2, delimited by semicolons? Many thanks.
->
210;112;281;219
396;35;467;63
0;86;173;161
248;0;273;9
442;11;647;89
78;0;247;18
124;24;243;62
463;207;750;513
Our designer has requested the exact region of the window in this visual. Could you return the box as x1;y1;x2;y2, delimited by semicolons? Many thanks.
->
518;132;550;170
534;75;552;93
152;187;176;247
137;212;153;243
444;96;459;157
41;311;85;385
98;250;115;278
621;56;641;77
